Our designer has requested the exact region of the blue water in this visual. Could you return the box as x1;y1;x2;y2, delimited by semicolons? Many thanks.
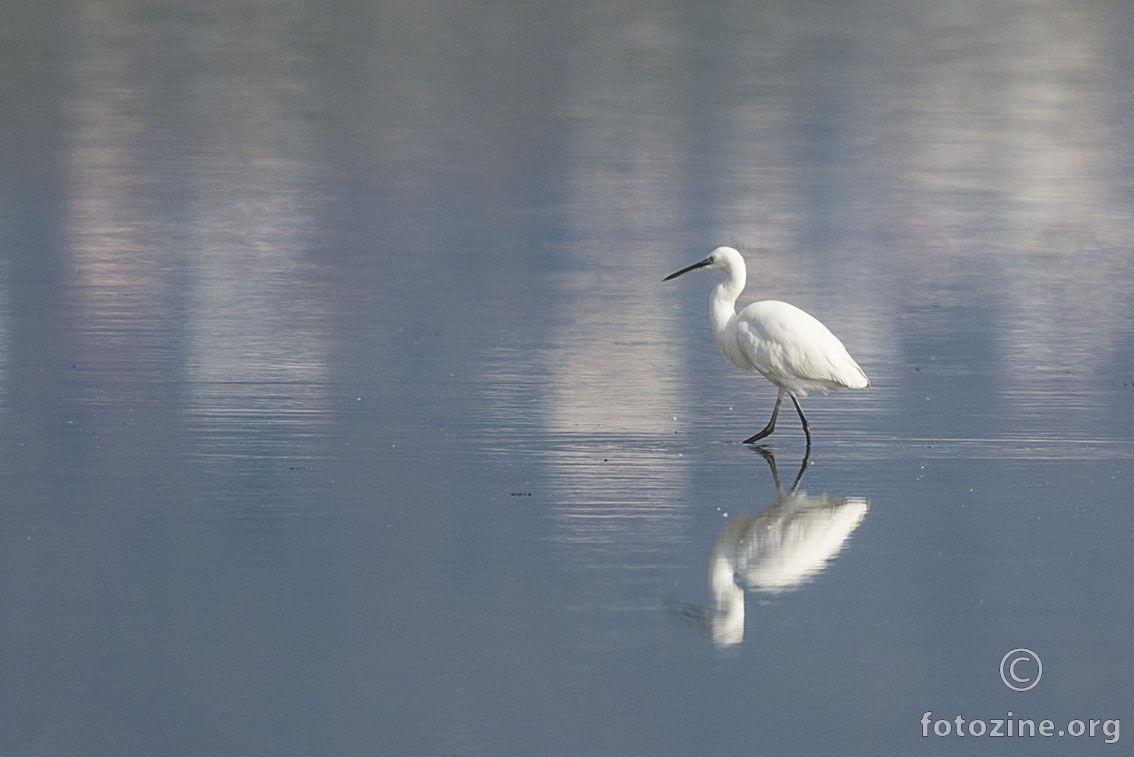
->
2;1;1133;754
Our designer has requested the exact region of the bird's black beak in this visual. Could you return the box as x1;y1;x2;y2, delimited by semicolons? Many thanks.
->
663;257;712;281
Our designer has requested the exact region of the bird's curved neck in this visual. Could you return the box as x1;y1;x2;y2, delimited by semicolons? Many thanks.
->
708;264;745;340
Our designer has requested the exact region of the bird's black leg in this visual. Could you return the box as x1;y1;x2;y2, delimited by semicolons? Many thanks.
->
789;446;810;492
789;393;811;450
752;446;783;490
744;388;784;444
754;443;810;492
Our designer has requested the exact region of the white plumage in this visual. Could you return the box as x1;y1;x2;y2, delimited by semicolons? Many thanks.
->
664;246;869;446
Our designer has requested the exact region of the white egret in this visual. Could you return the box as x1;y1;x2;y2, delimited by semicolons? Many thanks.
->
664;246;869;446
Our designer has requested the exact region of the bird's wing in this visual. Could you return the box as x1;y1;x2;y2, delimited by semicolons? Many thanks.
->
734;301;867;393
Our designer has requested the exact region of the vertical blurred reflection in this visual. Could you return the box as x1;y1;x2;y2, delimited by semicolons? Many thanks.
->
62;2;181;382
61;2;332;463
905;6;1133;414
539;7;690;436
694;449;868;647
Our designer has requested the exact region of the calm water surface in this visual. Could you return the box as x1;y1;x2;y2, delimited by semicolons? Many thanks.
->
3;1;1134;755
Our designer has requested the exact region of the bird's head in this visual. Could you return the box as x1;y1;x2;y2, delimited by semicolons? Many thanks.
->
664;246;743;281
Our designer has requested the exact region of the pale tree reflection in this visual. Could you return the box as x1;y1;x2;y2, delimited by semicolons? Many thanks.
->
60;1;333;465
695;449;868;648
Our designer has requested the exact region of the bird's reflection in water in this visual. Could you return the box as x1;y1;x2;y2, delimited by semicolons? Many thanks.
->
700;448;869;647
